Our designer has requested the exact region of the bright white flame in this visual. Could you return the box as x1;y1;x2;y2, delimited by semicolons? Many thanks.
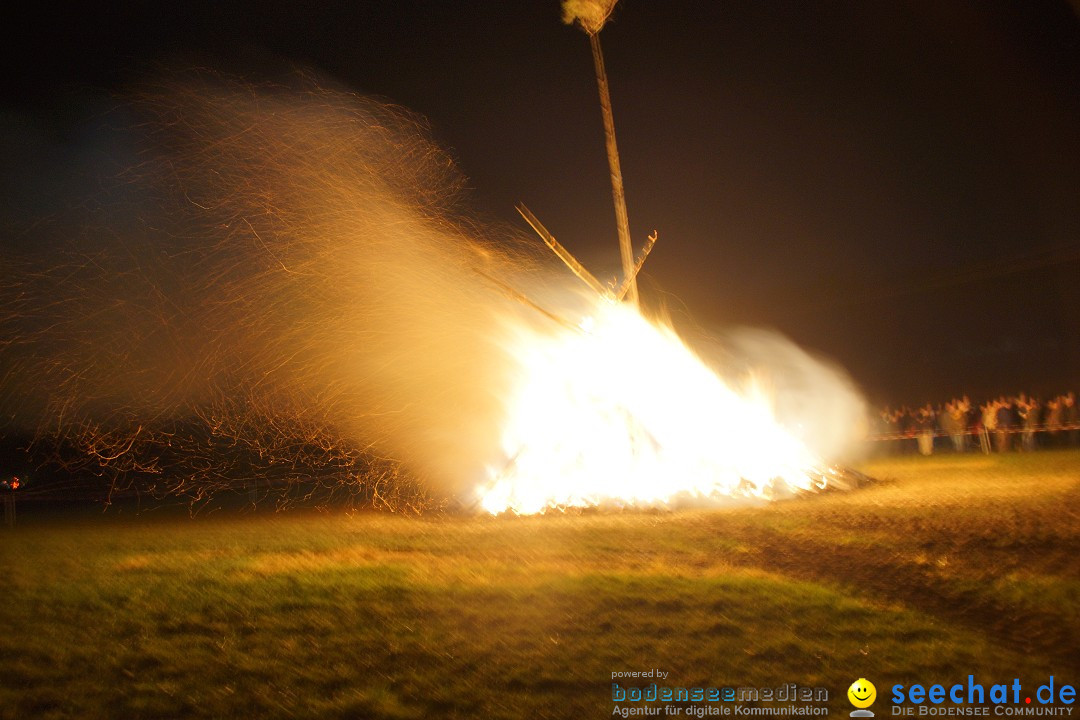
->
478;301;834;514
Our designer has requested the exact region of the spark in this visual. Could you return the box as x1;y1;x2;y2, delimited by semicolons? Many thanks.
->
0;72;864;512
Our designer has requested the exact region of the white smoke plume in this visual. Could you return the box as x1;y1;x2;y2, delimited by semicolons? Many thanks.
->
715;328;868;462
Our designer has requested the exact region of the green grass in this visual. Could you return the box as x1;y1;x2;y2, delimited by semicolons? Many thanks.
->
1;450;1078;719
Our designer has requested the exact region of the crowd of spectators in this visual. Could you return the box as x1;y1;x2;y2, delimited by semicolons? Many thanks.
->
870;391;1079;455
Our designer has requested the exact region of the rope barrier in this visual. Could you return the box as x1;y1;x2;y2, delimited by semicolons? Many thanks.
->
865;421;1080;442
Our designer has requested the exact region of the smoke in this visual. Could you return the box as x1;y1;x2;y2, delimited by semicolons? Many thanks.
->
0;71;579;503
0;70;867;509
715;328;868;462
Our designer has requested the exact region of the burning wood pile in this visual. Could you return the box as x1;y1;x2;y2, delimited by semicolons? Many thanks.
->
470;2;869;515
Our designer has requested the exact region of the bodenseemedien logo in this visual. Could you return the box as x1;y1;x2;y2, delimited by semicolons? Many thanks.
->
848;678;877;718
610;680;829;716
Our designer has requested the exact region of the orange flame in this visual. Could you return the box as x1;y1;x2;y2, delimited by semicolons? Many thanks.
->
477;301;834;514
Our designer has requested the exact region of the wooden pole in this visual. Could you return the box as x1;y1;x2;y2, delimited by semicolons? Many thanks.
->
589;32;638;308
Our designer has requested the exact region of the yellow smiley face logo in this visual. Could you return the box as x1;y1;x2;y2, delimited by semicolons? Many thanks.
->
848;678;877;708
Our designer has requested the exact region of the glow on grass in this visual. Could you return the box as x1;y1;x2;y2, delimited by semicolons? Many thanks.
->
478;301;825;514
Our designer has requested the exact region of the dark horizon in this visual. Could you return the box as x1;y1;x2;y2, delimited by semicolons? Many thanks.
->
3;0;1079;406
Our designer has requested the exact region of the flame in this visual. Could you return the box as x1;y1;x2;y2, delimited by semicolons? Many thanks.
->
478;301;833;514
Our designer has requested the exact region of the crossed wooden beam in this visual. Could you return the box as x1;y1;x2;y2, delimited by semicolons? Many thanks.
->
516;203;656;303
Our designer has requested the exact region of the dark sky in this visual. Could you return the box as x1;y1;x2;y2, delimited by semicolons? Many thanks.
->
3;0;1080;404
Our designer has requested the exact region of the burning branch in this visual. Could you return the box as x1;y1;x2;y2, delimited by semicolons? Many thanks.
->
614;230;657;302
516;204;609;298
560;0;619;36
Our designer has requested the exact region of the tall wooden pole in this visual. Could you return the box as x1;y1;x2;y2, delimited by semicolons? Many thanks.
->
589;32;638;308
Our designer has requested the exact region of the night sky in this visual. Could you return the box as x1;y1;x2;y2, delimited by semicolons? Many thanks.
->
3;0;1079;405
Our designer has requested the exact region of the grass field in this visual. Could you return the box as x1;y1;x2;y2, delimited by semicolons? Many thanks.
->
1;450;1078;719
